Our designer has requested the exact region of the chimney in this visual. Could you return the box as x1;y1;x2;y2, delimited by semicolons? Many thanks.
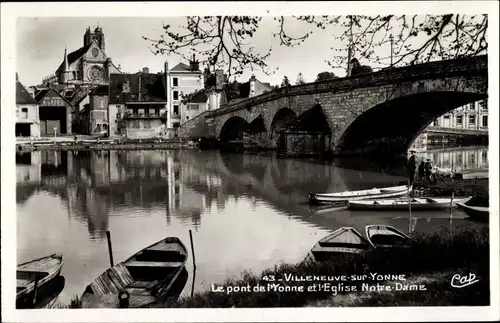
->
163;60;169;101
106;57;112;80
249;74;257;98
142;67;149;73
190;54;199;71
215;70;224;90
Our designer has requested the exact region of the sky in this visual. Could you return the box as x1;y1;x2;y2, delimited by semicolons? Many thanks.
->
16;16;363;87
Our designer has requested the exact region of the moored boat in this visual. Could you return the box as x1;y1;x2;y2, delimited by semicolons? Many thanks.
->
365;225;411;248
347;196;472;211
81;237;188;308
309;184;411;205
311;227;371;261
456;200;489;222
17;253;64;304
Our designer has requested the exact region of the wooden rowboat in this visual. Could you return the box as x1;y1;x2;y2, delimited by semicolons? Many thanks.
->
311;227;371;261
456;201;489;222
347;196;472;211
365;225;411;248
17;253;64;303
81;237;188;308
309;184;411;205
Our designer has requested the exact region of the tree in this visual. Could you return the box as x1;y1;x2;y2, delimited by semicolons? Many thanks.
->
315;71;338;82
350;58;373;75
143;15;488;78
281;76;291;87
295;73;306;85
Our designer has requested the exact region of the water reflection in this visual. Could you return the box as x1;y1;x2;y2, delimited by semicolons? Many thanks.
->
16;146;488;304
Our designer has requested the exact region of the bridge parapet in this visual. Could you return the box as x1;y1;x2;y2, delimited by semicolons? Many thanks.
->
209;55;487;117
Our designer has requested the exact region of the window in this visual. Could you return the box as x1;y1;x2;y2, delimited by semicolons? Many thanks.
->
433;120;439;126
173;78;178;86
456;115;463;126
123;79;130;93
173;91;179;100
173;122;180;128
21;108;28;118
469;115;476;127
189;104;199;111
186;116;189;120
144;120;151;128
482;151;488;164
173;105;179;115
482;115;488;127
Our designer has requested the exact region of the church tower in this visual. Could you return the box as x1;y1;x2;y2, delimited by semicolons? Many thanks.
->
83;26;105;50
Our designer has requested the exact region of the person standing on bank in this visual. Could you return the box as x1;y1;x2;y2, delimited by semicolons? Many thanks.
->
407;150;417;185
418;161;425;181
424;159;434;183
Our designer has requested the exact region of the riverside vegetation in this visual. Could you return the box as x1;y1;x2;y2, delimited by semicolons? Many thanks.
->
61;226;489;308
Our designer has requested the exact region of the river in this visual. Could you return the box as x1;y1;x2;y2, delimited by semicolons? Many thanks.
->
15;146;488;305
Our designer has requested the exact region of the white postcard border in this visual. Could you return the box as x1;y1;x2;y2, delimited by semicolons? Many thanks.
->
1;1;499;322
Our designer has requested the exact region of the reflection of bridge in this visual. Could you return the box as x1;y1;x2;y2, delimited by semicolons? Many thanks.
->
175;150;406;226
181;56;487;155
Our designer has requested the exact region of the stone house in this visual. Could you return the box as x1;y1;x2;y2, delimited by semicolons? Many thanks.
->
16;75;40;137
109;70;169;138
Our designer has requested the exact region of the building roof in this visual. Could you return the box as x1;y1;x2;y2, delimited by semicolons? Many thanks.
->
183;89;208;104
109;72;167;104
71;87;90;106
57;44;92;71
91;85;109;95
35;87;74;107
170;63;191;72
16;81;38;105
169;62;201;73
35;89;51;102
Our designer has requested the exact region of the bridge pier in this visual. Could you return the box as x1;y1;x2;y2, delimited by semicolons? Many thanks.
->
242;131;274;151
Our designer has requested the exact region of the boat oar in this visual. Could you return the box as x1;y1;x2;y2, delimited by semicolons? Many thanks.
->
32;274;39;307
189;229;197;298
106;231;114;267
407;181;412;235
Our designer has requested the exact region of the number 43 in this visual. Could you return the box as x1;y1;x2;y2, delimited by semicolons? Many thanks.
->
262;275;275;282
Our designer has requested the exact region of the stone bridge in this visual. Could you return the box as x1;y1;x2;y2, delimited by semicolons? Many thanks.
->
180;55;487;155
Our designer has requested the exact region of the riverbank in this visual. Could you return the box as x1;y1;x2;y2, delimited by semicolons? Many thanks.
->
16;138;198;151
171;227;488;307
413;178;489;200
56;227;488;308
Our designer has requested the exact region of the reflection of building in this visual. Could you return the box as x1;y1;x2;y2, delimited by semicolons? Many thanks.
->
420;147;488;172
16;75;40;137
16;152;41;183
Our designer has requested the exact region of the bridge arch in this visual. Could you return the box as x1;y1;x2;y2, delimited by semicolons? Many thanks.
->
219;116;249;142
270;108;297;140
335;91;487;155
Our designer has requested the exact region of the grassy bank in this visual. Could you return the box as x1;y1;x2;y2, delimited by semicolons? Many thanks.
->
413;178;489;200
173;227;489;308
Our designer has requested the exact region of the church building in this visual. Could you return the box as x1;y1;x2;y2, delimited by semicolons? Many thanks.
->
43;26;121;87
